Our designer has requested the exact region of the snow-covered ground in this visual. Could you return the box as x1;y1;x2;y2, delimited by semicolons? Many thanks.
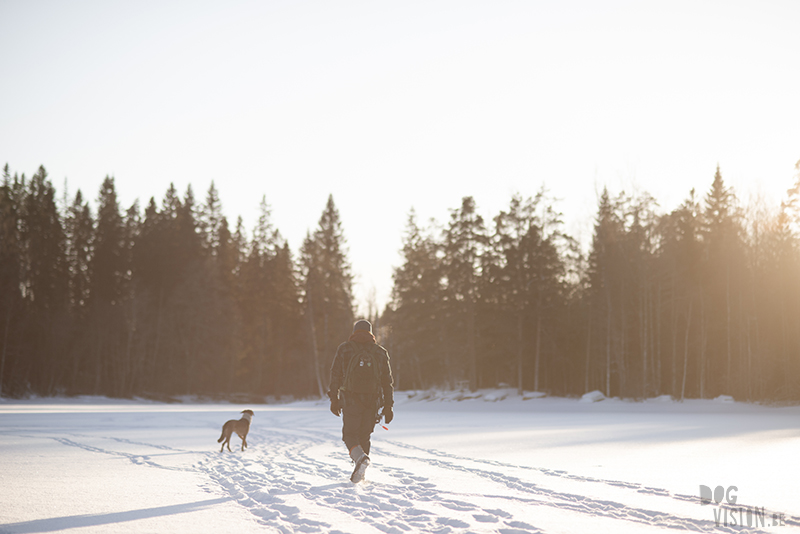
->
1;390;799;533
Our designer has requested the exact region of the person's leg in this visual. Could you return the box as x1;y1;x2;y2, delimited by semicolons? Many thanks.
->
347;399;372;482
342;394;375;482
341;393;365;452
359;403;377;455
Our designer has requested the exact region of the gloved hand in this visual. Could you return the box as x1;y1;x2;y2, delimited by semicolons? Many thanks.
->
381;405;393;424
329;392;341;417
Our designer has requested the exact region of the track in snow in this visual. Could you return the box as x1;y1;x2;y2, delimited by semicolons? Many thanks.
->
7;402;797;534
193;421;795;534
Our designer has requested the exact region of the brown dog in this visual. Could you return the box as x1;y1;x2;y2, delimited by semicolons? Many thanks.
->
217;409;254;452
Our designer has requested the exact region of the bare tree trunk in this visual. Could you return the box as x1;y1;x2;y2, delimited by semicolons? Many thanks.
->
94;333;103;395
307;294;325;398
229;340;238;394
655;280;662;395
153;288;165;390
517;313;523;396
779;273;788;395
738;290;746;399
178;323;194;394
413;350;425;390
0;304;11;397
260;314;274;394
699;294;706;399
641;289;648;398
681;299;693;401
671;282;678;397
755;307;764;399
323;309;329;374
746;315;753;401
747;267;758;401
726;264;732;393
534;312;542;393
584;319;592;394
122;301;136;397
468;302;477;391
606;290;612;398
618;289;626;397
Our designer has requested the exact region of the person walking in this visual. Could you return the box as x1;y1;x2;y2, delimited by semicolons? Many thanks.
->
328;319;394;483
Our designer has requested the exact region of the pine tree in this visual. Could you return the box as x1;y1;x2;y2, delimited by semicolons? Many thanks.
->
658;189;703;399
118;200;140;396
239;196;282;394
587;188;625;397
0;165;23;396
493;195;533;394
198;182;223;255
785;159;800;236
494;191;567;394
64;190;93;315
88;177;126;394
91;177;124;308
214;216;241;392
441;196;487;391
60;190;93;392
301;195;354;397
269;241;307;395
20;166;68;393
746;162;800;400
389;210;445;389
701;166;744;397
621;193;660;398
172;184;207;394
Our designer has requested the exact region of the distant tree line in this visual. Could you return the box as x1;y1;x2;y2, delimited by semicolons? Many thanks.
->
0;164;352;399
2;162;799;401
384;164;800;402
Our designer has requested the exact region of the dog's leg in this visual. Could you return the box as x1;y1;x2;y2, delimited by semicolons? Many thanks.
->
219;421;234;453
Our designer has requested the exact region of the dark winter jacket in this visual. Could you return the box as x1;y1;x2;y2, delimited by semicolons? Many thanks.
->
329;331;393;408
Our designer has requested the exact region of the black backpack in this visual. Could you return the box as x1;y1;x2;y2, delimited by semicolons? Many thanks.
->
341;342;382;396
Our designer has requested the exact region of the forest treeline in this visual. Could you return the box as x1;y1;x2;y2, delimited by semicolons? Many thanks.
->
0;164;353;399
1;163;799;401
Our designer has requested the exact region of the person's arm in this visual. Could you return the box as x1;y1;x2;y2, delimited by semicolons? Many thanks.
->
380;348;394;423
328;343;346;415
329;343;348;395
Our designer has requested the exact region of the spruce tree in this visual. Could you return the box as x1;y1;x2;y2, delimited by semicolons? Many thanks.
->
89;177;126;394
587;188;623;397
701;166;744;397
239;196;282;394
20;167;68;394
199;182;223;255
441;196;487;391
0;165;23;396
301;195;354;397
492;191;568;395
65;190;93;316
390;209;445;389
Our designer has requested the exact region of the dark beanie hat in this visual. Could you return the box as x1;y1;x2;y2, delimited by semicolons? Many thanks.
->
353;320;372;333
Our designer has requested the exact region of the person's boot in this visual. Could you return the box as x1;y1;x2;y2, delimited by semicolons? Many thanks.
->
349;445;370;483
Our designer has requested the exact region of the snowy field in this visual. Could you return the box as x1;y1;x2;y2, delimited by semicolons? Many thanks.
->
1;391;799;534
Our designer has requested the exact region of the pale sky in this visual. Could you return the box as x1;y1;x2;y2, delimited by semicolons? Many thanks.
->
2;0;799;313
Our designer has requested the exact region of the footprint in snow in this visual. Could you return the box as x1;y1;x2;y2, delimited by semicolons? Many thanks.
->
485;508;513;518
436;517;470;528
440;500;476;512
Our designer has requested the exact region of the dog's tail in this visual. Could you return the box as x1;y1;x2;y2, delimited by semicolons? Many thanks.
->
217;431;225;443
